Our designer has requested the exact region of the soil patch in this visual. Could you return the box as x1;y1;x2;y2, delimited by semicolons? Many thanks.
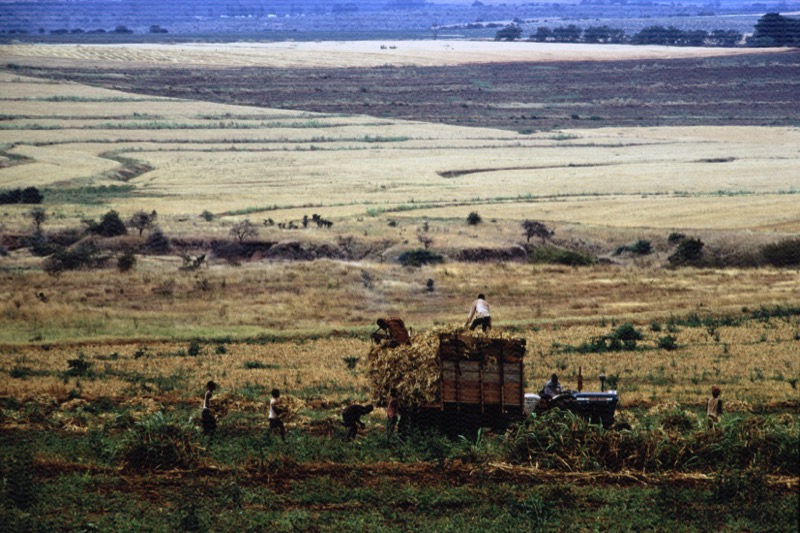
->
12;51;800;131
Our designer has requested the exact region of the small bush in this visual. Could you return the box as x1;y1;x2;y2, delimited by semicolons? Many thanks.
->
65;353;93;378
657;335;679;351
398;248;444;267
143;228;171;254
615;239;652;256
117;249;137;272
613;323;644;349
27;232;61;257
187;339;202;357
211;240;245;265
466;211;482;225
575;323;644;353
668;237;704;266
761;238;800;267
668;232;687;245
528;245;594;266
43;240;110;275
87;210;128;237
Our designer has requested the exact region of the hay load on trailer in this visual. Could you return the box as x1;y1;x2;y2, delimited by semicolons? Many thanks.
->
368;324;527;436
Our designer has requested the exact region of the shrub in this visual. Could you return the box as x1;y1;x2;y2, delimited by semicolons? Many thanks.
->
529;245;594;266
43;240;110;275
86;210;128;237
613;323;644;349
668;237;704;266
667;232;686;245
466;211;482;225
761;238;800;267
0;186;43;204
657;335;679;351
187;339;202;357
615;239;652;255
143;228;171;254
398;248;444;267
65;353;93;378
575;323;644;353
27;232;60;257
211;239;245;265
117;249;137;272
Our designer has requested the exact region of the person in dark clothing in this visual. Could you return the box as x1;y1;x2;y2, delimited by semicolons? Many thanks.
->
541;373;563;398
342;403;374;441
706;386;723;428
372;317;411;347
269;388;286;441
201;380;217;437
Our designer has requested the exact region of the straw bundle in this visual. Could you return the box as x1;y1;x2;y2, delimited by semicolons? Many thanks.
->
273;394;305;423
368;328;442;407
368;325;525;408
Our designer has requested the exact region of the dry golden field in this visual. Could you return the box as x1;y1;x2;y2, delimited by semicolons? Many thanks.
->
1;41;785;69
1;43;799;410
1;69;798;235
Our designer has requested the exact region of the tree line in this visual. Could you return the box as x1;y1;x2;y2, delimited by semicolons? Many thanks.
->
0;187;43;205
496;13;800;48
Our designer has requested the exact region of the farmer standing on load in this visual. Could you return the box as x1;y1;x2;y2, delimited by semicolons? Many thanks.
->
465;293;491;332
372;317;411;347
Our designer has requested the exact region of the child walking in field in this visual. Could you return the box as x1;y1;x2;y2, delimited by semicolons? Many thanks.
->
201;380;217;437
706;386;723;428
269;389;286;440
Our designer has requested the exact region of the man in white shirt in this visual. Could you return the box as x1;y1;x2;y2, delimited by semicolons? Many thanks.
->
269;388;286;440
465;293;491;332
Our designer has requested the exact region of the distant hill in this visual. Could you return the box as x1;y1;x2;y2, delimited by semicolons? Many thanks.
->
1;0;797;37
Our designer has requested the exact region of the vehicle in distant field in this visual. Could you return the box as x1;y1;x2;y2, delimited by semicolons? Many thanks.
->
370;326;618;437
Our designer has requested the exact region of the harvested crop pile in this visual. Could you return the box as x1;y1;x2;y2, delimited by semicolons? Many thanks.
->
367;326;525;408
274;394;305;424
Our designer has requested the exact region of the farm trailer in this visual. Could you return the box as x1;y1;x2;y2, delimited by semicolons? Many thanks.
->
399;333;527;437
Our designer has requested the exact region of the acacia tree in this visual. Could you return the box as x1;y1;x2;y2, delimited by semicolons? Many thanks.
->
495;24;522;41
522;220;554;244
29;207;47;234
230;219;258;244
127;210;158;236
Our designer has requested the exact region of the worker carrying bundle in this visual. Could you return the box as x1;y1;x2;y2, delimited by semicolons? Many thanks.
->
371;317;411;347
